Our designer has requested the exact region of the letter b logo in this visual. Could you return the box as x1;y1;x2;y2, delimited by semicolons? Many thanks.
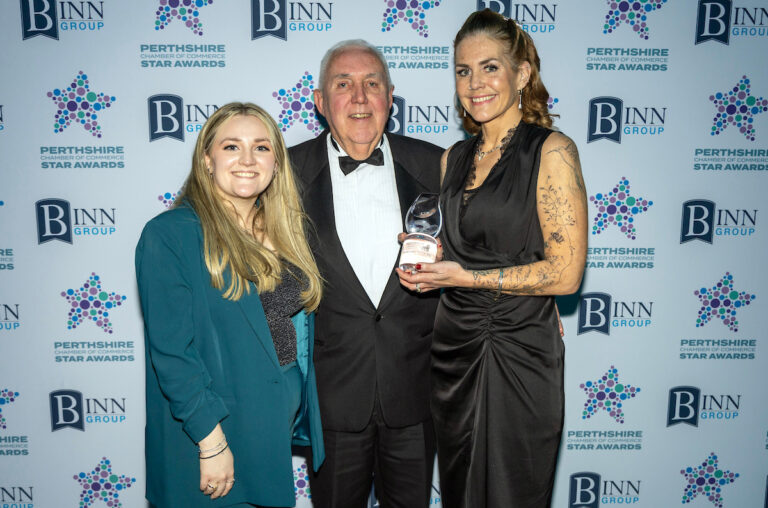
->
148;95;184;142
578;292;612;335
50;390;84;431
667;386;701;427
681;200;715;244
588;97;623;143
387;96;405;136
569;472;600;508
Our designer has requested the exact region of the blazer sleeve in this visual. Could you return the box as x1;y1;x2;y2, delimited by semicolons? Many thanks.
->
135;218;229;443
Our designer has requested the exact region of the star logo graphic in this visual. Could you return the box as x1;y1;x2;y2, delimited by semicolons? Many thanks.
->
694;272;755;332
294;462;312;499
589;177;653;240
579;366;640;424
158;190;180;209
602;0;667;40
61;273;126;334
709;75;768;142
681;452;739;508
0;389;19;430
381;0;441;38
47;71;115;138
154;0;212;36
74;457;135;507
272;71;322;137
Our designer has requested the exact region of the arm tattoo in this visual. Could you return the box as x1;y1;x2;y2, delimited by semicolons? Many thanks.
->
470;177;580;295
546;140;587;197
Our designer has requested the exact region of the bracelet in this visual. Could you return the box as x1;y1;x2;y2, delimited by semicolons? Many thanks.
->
198;438;227;454
200;443;229;459
495;268;504;300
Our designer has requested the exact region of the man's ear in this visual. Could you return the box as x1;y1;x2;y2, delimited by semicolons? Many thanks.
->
314;89;325;117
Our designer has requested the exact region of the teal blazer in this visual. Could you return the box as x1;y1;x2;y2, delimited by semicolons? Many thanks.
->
135;205;324;508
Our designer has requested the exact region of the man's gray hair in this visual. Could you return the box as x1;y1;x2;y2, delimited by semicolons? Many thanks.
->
317;39;392;93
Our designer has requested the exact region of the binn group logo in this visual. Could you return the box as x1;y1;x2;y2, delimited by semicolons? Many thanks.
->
601;0;667;40
273;72;322;137
588;97;667;143
251;0;334;40
50;390;127;431
0;486;33;505
388;95;452;137
667;387;741;427
48;71;115;138
20;0;106;40
569;472;642;507
1;304;20;332
36;199;118;243
0;389;19;430
478;1;558;34
709;75;767;142
381;0;441;38
589;178;653;240
61;273;126;335
74;457;135;507
154;0;212;36
681;200;757;243
579;366;640;424
694;272;754;332
681;452;739;507
148;95;220;141
578;293;653;335
696;1;768;44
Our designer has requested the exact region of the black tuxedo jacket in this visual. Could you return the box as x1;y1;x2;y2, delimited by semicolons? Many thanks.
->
289;131;442;432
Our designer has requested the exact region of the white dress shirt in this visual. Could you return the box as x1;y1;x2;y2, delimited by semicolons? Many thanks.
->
327;134;402;308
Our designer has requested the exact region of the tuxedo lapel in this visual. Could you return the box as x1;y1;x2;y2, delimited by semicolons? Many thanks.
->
297;134;375;310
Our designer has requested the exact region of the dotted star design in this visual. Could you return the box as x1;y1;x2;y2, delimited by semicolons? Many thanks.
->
74;457;135;507
158;190;180;209
603;0;667;40
47;71;115;138
710;75;768;142
61;273;127;334
589;178;653;240
694;272;755;332
154;0;212;36
579;366;640;424
680;452;739;508
272;72;322;137
0;389;19;430
294;462;312;499
381;0;441;38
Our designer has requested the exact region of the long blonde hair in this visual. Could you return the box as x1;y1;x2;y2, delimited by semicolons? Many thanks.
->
175;102;322;311
455;8;555;134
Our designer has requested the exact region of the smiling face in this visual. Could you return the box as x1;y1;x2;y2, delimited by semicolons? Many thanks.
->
454;34;530;130
314;47;393;160
204;114;276;215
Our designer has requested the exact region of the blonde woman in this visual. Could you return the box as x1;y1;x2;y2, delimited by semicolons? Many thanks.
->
136;102;324;507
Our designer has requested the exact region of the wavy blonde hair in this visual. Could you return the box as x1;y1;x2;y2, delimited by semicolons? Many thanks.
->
455;8;555;134
175;102;321;311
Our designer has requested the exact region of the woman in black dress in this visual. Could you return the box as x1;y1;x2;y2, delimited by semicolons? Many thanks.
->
397;9;588;507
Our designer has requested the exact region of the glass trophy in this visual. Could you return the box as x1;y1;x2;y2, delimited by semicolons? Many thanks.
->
398;193;443;271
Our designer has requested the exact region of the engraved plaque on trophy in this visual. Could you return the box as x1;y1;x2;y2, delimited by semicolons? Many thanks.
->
398;193;442;271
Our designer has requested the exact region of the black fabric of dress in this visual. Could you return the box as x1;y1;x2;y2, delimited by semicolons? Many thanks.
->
259;261;306;366
433;121;564;508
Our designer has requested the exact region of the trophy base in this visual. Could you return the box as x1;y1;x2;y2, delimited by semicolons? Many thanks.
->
398;233;438;271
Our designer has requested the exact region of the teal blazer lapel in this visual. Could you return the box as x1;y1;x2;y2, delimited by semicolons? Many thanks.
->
236;291;281;371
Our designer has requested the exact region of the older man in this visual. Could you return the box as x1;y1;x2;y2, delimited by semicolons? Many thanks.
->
289;40;442;507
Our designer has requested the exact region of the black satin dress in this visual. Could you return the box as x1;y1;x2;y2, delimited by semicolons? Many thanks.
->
433;122;564;508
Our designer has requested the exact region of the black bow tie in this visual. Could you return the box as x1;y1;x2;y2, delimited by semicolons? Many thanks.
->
338;148;384;175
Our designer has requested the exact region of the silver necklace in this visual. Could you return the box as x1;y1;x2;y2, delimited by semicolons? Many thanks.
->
475;127;516;160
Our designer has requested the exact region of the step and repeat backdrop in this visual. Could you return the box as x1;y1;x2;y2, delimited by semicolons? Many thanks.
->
1;1;767;506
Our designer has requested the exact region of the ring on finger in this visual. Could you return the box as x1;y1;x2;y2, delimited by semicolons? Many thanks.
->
225;479;236;484
416;283;421;293
207;483;217;490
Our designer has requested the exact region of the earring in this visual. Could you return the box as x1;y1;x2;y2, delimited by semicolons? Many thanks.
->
518;89;523;110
